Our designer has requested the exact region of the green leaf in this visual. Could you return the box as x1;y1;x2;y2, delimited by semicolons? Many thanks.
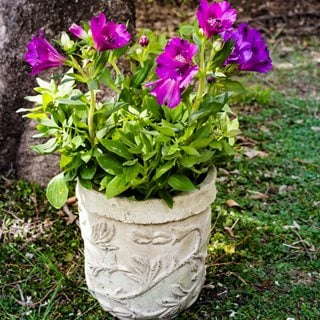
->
88;80;98;90
211;40;234;68
180;150;214;168
181;146;200;156
100;139;132;160
168;174;196;192
96;153;123;175
46;173;68;209
130;59;153;88
222;140;236;155
218;79;246;93
123;164;140;183
179;24;194;36
100;68;119;92
157;190;173;209
58;99;87;106
31;138;57;154
155;160;175;180
60;155;73;168
190;138;213;149
79;177;92;190
80;162;97;180
106;175;129;198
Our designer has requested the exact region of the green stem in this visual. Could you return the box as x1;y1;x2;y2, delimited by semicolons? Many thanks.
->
67;56;88;80
88;89;96;144
111;61;122;76
192;40;207;112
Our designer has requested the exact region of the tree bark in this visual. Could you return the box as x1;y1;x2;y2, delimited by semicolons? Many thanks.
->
0;0;135;185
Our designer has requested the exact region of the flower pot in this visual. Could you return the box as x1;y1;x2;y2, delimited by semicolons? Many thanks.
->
76;168;217;319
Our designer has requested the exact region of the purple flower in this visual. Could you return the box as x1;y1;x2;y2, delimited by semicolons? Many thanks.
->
90;13;131;51
146;38;198;108
197;0;237;38
156;38;198;83
223;23;272;73
25;30;65;76
69;23;88;39
146;78;181;108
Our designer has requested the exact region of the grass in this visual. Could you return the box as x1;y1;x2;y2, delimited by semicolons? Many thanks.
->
1;38;319;319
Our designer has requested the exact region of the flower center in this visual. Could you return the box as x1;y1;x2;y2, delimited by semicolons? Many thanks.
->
103;34;115;45
176;63;190;76
175;54;187;63
207;18;223;30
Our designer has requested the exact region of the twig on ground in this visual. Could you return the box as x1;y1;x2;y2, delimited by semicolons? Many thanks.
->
227;271;249;286
62;204;79;227
292;229;313;261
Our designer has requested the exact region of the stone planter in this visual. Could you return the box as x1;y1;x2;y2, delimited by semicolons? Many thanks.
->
76;168;217;319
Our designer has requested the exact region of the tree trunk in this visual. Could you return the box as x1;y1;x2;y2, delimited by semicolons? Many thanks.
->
0;0;135;186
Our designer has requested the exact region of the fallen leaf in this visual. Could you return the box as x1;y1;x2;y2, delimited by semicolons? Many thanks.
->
218;168;230;176
248;190;269;200
279;185;288;194
237;135;256;146
244;148;268;159
310;51;320;63
226;199;241;208
260;125;270;133
66;196;77;206
273;62;294;70
311;126;320;132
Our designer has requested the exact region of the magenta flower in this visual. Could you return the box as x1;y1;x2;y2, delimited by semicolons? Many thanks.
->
197;0;237;39
146;78;181;108
146;38;198;108
90;13;131;51
25;30;65;76
223;24;272;73
69;23;88;39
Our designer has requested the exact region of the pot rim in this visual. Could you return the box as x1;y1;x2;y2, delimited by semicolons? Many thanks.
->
76;167;217;224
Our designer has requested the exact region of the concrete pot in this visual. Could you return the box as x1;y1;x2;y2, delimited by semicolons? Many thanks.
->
76;168;217;319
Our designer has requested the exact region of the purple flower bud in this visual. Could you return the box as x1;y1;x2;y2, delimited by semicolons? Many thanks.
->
207;76;215;83
197;0;237;39
69;23;88;39
223;23;272;73
25;30;65;76
139;35;149;47
146;38;198;108
90;13;131;51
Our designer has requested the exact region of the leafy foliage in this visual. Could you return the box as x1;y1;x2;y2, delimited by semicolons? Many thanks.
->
19;25;243;208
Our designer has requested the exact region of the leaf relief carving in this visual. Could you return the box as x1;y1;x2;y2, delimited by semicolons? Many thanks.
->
90;222;118;251
132;230;173;245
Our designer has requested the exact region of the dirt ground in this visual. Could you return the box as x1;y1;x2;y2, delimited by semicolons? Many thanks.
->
136;0;320;38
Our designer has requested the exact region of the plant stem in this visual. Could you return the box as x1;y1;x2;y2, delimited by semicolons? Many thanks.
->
88;89;96;144
192;39;207;112
67;56;87;80
111;61;122;76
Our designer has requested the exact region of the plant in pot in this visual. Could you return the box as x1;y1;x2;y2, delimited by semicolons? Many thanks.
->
19;0;272;318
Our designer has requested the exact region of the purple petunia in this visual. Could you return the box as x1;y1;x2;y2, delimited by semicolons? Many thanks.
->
90;13;131;51
197;0;237;39
223;23;272;73
146;38;198;108
146;78;181;108
25;30;65;76
69;23;88;40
